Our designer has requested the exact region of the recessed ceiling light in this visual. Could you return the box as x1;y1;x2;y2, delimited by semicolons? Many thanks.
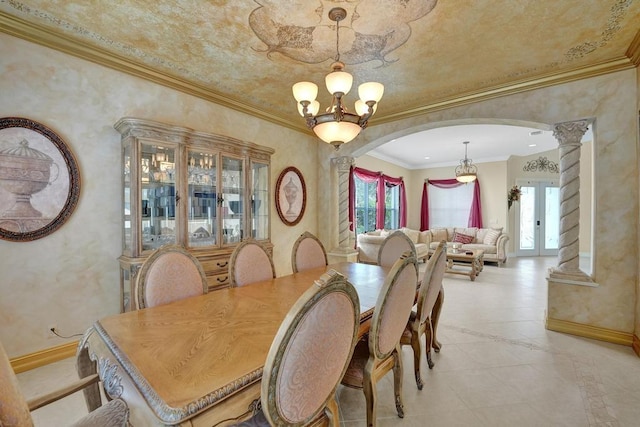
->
424;156;430;159
528;144;537;147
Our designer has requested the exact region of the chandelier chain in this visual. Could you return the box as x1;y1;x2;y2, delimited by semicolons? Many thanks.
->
335;18;341;62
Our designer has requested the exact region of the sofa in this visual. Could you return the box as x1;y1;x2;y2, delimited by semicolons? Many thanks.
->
357;226;509;266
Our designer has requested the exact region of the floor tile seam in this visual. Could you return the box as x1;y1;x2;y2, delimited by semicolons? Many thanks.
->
439;322;620;426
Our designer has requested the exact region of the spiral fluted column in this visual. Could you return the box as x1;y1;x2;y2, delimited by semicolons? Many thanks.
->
328;156;358;262
549;119;592;282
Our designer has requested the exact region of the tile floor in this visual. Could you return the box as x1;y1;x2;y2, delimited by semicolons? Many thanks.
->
17;256;640;426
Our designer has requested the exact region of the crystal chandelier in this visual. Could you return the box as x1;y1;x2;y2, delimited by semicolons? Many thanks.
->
455;141;478;183
292;7;384;150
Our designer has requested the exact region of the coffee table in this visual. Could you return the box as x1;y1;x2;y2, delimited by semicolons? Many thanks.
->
430;248;484;281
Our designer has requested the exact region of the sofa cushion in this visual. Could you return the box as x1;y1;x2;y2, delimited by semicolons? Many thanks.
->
401;227;420;244
483;228;502;245
452;232;474;244
380;229;391;238
431;228;448;243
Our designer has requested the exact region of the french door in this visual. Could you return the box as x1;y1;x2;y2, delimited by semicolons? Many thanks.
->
515;180;559;257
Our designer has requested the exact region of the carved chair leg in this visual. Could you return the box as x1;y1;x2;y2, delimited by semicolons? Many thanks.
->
392;348;404;419
410;331;423;390
431;288;444;352
363;368;377;427
325;394;340;427
425;321;435;369
76;345;101;412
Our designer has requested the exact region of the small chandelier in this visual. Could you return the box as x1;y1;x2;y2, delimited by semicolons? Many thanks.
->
292;7;384;150
455;141;478;183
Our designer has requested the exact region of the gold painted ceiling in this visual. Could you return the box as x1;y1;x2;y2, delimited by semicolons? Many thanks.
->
1;0;639;132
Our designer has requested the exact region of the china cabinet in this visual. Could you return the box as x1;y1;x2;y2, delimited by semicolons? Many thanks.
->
116;118;274;312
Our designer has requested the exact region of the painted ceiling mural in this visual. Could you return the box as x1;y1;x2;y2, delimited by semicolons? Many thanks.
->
249;0;438;66
0;0;639;129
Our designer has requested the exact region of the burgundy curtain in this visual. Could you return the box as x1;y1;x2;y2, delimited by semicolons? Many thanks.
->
349;166;406;231
383;174;407;227
420;182;428;231
420;178;483;229
470;179;483;228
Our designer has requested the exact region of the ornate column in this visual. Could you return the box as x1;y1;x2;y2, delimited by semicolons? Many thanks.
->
548;119;593;283
327;156;359;263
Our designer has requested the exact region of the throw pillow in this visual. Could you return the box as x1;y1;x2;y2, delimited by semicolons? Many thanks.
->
452;232;474;244
483;228;502;245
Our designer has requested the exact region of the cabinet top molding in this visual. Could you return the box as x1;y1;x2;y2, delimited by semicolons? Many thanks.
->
114;117;275;157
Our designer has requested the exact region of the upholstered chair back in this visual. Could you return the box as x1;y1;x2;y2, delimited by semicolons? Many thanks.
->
135;245;208;309
291;231;328;273
261;270;360;426
417;241;447;325
371;251;419;358
229;239;276;287
377;230;417;267
0;342;33;426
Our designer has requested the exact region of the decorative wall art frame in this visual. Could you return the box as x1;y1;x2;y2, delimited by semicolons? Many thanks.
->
0;117;80;241
275;166;306;226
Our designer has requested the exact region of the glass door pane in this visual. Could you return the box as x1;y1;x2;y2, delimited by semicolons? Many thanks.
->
543;186;560;251
252;161;269;240
187;151;217;247
518;185;536;252
222;156;244;244
140;143;177;251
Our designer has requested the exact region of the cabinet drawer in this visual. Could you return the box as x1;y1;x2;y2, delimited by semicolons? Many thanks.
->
207;272;230;291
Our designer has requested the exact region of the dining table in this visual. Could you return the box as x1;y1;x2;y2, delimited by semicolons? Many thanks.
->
76;261;443;426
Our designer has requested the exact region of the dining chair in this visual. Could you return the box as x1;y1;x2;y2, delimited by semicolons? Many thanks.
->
400;240;447;390
0;341;129;427
234;270;360;426
341;251;419;427
291;231;328;273
377;230;416;267
134;244;208;309
229;238;276;287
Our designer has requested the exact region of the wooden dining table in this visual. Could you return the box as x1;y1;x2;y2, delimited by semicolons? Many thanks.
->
76;261;443;426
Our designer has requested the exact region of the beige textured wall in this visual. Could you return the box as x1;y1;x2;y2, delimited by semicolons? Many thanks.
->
0;34;319;357
323;68;638;335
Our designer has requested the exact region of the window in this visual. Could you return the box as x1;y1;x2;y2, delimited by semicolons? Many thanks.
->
428;183;474;228
384;185;399;230
354;177;377;235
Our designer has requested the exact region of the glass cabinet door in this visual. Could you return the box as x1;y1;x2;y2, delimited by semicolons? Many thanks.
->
187;151;217;247
252;161;269;240
140;142;177;251
221;156;244;244
122;141;132;254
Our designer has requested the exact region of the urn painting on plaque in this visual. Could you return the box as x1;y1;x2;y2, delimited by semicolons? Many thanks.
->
0;117;80;241
275;167;306;226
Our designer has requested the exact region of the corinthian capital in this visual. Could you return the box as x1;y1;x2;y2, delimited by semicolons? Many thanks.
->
332;156;354;172
552;119;591;146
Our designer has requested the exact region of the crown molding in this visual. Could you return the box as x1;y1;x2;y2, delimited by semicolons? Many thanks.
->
626;28;640;66
375;57;637;125
1;11;637;135
0;11;304;133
